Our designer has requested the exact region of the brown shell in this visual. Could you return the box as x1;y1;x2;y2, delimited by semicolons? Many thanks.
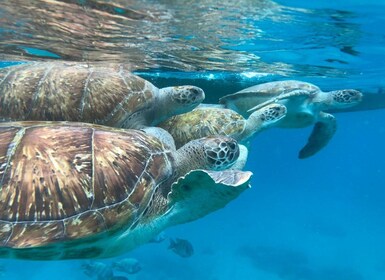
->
159;107;245;148
0;122;173;253
0;62;157;127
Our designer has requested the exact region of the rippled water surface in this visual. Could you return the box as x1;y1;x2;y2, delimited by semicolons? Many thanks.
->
0;0;384;279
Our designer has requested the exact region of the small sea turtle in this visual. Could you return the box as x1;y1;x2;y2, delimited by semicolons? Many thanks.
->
160;104;287;148
219;80;363;158
0;62;205;128
0;122;250;260
159;103;287;169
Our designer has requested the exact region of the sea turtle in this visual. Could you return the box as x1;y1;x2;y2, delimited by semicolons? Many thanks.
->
159;103;287;169
0;121;251;260
219;80;363;158
0;62;205;128
160;103;287;148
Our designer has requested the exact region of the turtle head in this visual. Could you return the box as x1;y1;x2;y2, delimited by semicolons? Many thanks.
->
243;103;286;140
255;103;287;127
329;89;363;108
174;136;240;177
156;86;205;123
201;136;240;171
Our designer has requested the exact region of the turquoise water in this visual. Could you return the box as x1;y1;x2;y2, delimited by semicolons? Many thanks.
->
0;0;385;279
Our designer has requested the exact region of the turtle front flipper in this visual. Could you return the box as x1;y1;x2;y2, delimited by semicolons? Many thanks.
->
298;112;337;159
247;89;313;113
165;170;252;226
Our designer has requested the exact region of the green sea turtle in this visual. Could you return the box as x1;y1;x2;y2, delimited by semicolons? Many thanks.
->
219;80;363;158
0;121;251;260
0;62;205;128
159;103;287;169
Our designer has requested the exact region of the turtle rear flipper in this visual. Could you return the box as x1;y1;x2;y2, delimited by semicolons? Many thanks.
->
247;90;313;113
165;170;251;226
299;112;337;159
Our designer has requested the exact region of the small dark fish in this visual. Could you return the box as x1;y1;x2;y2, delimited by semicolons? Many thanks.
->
168;238;194;258
113;257;142;274
81;261;116;280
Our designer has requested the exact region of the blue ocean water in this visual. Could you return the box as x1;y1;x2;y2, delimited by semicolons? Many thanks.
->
0;0;384;280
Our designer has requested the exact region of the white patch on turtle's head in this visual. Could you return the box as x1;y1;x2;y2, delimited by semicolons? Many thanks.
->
329;89;363;108
158;86;205;121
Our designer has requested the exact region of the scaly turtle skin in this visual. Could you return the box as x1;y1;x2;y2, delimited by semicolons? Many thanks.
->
0;121;251;260
0;62;205;128
219;80;363;158
159;103;287;169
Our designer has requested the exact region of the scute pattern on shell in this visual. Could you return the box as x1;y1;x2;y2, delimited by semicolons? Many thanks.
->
160;108;245;148
0;62;155;127
0;122;173;249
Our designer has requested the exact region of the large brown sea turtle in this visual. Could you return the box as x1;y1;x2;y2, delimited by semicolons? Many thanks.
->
0;62;205;128
0;121;251;260
219;80;363;158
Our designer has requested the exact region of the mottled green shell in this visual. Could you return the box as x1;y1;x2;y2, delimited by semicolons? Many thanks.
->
0;122;173;258
160;107;245;148
0;62;157;127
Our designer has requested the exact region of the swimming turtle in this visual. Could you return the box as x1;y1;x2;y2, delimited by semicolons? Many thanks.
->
0;121;251;260
159;103;287;169
219;80;363;158
0;62;205;128
160;103;287;148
